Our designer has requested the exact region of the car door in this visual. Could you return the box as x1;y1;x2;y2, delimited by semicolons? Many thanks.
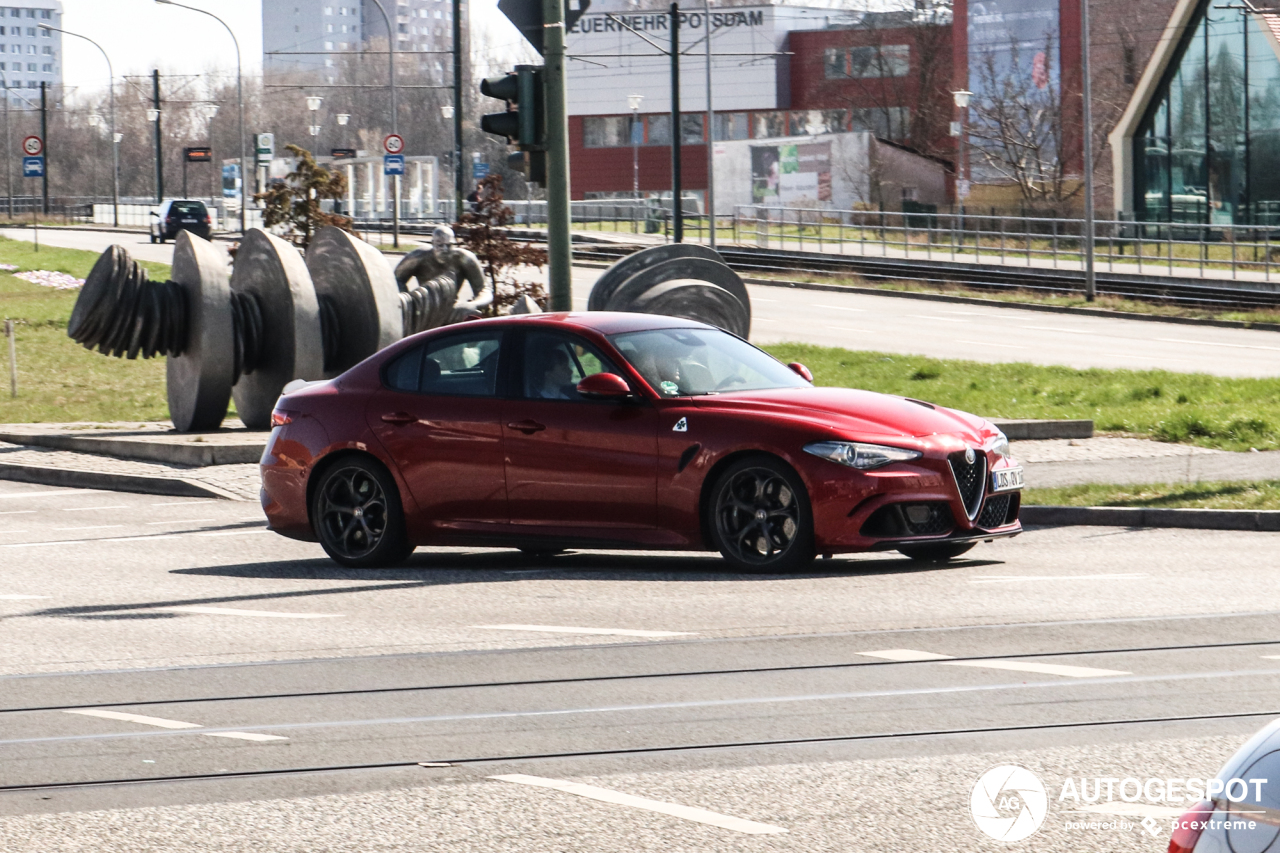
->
502;329;658;532
367;329;509;534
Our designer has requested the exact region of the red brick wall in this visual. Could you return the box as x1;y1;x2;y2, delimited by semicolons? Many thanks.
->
568;115;709;199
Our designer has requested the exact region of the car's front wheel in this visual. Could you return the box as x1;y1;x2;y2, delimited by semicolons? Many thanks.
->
898;542;975;562
709;456;814;573
311;458;413;568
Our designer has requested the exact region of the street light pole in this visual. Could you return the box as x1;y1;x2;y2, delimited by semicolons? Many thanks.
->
952;89;972;244
628;94;642;205
363;0;400;244
39;24;117;227
1081;0;1096;301
155;0;246;235
703;0;715;248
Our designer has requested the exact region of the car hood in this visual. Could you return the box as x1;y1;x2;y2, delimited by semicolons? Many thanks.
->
691;387;995;442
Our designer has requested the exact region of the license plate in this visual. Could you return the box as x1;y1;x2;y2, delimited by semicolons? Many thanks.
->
991;466;1025;492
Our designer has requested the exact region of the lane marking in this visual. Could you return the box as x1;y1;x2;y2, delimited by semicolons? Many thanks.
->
858;649;954;662
970;573;1148;584
475;624;694;638
196;529;270;537
52;525;124;532
955;339;1027;350
0;489;94;499
858;648;1130;678
3;534;185;547
910;314;965;322
165;606;341;619
14;666;1276;747
812;304;865;312
60;505;128;512
0;510;35;515
489;775;787;835
63;709;287;742
0;593;47;600
64;709;202;729
824;325;876;333
944;660;1131;678
1158;337;1280;352
150;500;216;506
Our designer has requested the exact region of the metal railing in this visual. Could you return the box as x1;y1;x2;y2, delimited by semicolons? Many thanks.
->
730;205;1280;284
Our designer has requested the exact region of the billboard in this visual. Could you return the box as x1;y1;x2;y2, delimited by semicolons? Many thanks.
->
221;164;240;198
750;141;832;205
966;0;1061;180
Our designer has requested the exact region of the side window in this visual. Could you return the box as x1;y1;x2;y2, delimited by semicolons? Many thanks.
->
383;332;503;397
522;331;620;401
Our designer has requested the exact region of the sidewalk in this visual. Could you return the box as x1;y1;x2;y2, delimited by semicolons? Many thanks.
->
1017;437;1280;488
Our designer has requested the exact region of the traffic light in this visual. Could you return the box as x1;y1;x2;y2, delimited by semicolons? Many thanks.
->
480;64;546;184
507;150;546;185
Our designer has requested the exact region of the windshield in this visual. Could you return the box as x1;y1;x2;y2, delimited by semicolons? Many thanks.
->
609;327;810;397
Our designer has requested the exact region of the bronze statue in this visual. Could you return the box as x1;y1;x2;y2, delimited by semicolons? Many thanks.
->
394;225;494;334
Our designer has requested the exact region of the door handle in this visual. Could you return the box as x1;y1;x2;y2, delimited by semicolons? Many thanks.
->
381;412;416;425
507;419;546;434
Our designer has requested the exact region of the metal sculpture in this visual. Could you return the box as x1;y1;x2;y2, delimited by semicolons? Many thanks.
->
394;225;494;334
587;244;751;338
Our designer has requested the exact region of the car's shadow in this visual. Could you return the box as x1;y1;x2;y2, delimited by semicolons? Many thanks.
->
12;552;1001;621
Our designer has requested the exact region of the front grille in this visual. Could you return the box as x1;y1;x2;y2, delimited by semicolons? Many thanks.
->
978;494;1011;529
861;502;955;538
949;450;987;519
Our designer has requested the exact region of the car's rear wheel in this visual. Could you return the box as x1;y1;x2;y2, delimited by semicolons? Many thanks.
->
897;542;975;562
311;458;413;568
710;456;814;573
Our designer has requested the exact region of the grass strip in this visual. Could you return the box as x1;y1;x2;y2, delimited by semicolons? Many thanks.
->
763;343;1280;452
1024;481;1280;510
0;236;174;423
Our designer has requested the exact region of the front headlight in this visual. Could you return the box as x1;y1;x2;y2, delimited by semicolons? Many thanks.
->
988;430;1010;459
804;441;923;470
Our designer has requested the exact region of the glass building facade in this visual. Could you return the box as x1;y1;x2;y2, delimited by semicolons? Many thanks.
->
1135;1;1280;224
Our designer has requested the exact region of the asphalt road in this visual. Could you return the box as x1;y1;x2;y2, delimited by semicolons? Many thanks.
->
1;478;1278;850
7;226;1280;377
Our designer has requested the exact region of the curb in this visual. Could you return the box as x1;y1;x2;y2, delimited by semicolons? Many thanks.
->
0;462;240;500
1021;505;1280;531
991;419;1093;440
0;432;265;467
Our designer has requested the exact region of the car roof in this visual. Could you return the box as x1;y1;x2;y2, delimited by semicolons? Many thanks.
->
473;311;714;335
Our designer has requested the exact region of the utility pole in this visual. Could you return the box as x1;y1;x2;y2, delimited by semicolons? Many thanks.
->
152;70;164;203
703;0;714;247
543;0;572;310
39;82;47;214
452;0;464;218
669;2;682;243
1081;0;1096;301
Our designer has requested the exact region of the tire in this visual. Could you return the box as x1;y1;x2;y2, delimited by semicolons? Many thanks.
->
897;542;976;562
708;456;815;573
311;457;413;568
149;234;156;244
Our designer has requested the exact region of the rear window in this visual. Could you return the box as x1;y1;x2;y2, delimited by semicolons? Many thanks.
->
171;201;207;216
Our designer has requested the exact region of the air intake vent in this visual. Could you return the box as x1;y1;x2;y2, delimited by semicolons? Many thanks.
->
977;493;1012;529
949;450;987;520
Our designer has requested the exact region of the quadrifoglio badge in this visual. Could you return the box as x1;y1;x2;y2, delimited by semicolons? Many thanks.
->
969;766;1267;842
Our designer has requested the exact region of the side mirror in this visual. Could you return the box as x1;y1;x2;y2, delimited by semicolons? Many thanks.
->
788;362;813;382
149;211;160;217
576;372;633;399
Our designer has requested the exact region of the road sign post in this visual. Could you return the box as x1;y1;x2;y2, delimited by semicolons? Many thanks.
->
384;136;404;248
21;154;42;251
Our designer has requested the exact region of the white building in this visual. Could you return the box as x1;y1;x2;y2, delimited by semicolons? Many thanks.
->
0;1;62;96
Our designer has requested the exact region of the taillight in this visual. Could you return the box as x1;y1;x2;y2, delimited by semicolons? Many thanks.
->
204;215;211;224
1169;800;1214;853
270;410;293;428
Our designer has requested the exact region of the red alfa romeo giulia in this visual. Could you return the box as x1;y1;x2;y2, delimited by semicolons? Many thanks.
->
261;312;1024;571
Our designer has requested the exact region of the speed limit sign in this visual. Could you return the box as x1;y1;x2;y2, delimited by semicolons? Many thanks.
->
383;134;404;155
21;135;42;156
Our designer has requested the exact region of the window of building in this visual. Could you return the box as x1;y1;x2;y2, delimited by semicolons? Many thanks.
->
583;115;629;148
24;8;33;17
323;6;333;14
26;45;34;54
714;112;748;141
397;22;408;32
41;45;49;54
25;27;33;36
327;23;333;32
824;44;910;79
646;114;670;145
751;111;786;139
0;27;5;35
681;114;704;144
9;10;18;18
39;9;49;18
324;41;334;49
40;62;48;72
26;62;34;71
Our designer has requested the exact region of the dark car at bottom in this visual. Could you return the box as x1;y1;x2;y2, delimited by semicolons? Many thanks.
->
260;312;1024;571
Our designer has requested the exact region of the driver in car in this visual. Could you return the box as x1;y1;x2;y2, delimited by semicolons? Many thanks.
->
535;348;578;400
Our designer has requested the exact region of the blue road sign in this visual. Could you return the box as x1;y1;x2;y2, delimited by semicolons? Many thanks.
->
383;154;405;176
472;161;490;181
22;155;43;178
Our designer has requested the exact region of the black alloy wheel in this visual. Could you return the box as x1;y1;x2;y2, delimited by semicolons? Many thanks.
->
897;541;976;562
311;458;413;568
710;457;814;572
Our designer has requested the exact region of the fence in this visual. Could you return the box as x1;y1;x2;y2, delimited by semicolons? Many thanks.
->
731;205;1280;283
